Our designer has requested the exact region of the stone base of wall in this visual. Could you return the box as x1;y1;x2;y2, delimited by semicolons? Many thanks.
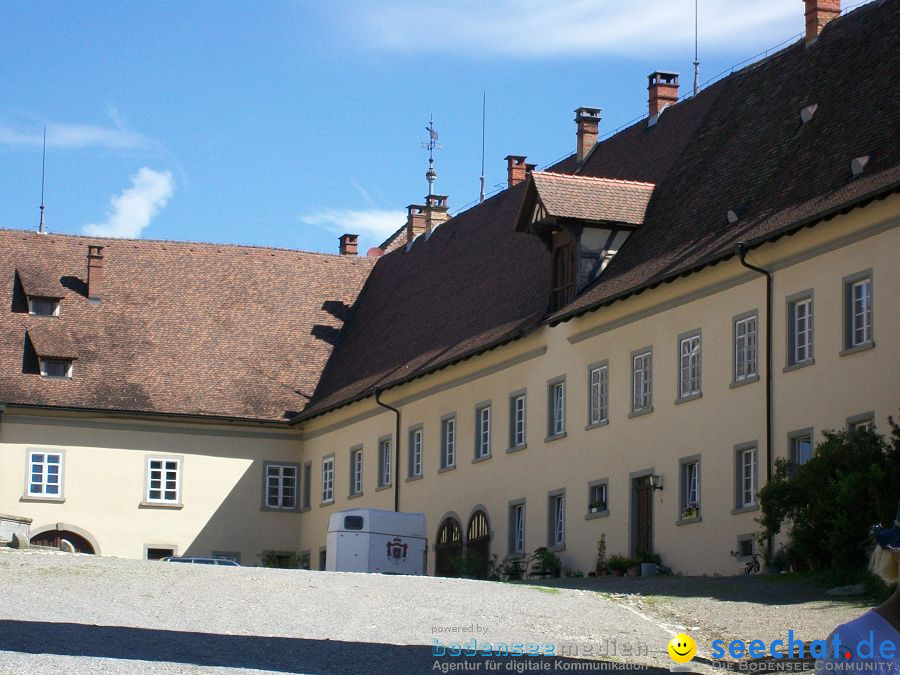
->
0;513;32;545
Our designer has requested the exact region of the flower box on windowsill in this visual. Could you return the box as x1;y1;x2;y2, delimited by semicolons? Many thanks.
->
680;505;700;521
589;504;607;514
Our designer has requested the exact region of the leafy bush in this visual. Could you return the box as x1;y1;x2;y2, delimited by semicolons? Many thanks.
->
528;547;561;578
758;419;900;581
607;554;629;573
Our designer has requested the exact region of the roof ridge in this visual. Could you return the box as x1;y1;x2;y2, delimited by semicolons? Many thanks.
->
534;172;656;188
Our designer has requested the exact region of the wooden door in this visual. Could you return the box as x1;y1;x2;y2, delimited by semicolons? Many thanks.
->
634;476;653;557
435;517;462;577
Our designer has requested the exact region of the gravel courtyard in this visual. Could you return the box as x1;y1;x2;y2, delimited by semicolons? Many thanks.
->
0;550;876;674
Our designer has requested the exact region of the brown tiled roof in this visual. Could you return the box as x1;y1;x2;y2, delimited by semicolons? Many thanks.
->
300;0;900;419
1;231;374;421
16;265;65;299
27;325;79;360
529;173;655;225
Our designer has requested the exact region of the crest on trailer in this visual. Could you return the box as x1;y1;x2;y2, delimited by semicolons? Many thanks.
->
386;537;408;563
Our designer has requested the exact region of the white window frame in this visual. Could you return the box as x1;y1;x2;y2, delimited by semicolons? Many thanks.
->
684;462;699;507
26;449;64;499
145;456;182;505
321;456;335;504
264;462;298;510
631;348;653;414
377;438;392;488
349;448;363;496
39;358;73;379
733;312;758;383
28;297;60;317
735;445;757;510
510;393;527;449
475;404;491;458
408;427;423;478
440;416;456;469
549;492;566;548
787;293;814;367
588;363;609;426
677;331;701;400
588;481;608;514
843;273;873;351
789;430;813;466
548;379;566;437
510;502;526;555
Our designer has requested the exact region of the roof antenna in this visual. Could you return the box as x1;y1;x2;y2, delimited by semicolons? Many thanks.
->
423;115;441;196
479;92;486;204
693;0;700;97
38;126;47;234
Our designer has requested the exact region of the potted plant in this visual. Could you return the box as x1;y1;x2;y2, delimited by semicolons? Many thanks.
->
528;547;562;579
594;535;608;576
607;554;628;576
680;502;700;520
501;557;526;581
639;551;661;576
626;558;641;577
589;499;607;514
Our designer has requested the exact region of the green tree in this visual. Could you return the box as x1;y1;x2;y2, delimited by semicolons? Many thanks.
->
758;418;900;578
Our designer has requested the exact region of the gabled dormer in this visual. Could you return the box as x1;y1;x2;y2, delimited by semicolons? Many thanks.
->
516;172;655;311
15;267;64;317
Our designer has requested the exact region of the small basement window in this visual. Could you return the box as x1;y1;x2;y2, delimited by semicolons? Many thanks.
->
39;359;73;379
28;297;60;317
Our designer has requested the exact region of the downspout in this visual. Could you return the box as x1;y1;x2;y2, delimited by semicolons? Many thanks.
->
373;387;401;513
736;243;773;554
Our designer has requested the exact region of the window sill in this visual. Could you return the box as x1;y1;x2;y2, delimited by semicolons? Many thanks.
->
585;420;609;431
39;376;73;381
840;341;874;357
547;544;566;553
783;359;814;373
20;495;65;504
731;505;759;515
676;515;702;526
674;392;702;405
375;484;392;492
347;492;363;500
405;474;423;482
472;454;492;464
139;501;183;510
730;375;759;389
261;505;300;512
437;465;456;474
544;432;567;443
505;444;527;454
628;407;653;419
320;499;335;507
585;510;609;520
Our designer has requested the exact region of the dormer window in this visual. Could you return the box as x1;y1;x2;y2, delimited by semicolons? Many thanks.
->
29;297;60;317
40;358;73;379
26;327;78;379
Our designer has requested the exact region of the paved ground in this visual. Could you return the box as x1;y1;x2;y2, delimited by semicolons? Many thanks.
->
0;550;877;674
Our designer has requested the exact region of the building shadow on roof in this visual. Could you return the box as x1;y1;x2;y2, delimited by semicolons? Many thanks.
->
60;275;88;298
0;620;668;674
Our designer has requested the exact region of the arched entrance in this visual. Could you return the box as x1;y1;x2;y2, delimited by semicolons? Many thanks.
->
466;510;491;579
30;529;95;554
434;517;462;577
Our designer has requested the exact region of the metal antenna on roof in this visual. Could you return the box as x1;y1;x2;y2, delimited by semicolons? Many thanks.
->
422;115;441;196
693;0;700;97
479;92;486;204
38;126;47;234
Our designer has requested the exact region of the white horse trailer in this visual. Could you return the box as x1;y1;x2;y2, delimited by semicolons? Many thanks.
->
326;508;427;575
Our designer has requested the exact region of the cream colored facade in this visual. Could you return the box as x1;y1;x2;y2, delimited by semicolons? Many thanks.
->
1;196;897;572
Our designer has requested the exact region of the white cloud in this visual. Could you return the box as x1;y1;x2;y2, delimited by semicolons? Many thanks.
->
300;208;407;242
82;168;175;238
0;121;150;150
348;0;868;57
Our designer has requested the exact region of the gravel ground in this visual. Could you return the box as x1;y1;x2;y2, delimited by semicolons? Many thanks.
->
0;550;877;675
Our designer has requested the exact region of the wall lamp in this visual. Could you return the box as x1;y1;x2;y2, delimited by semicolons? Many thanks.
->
649;474;664;491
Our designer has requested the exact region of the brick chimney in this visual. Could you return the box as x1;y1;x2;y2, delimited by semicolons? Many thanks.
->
425;194;449;235
648;71;679;119
505;155;528;188
338;233;358;256
804;0;840;45
87;245;104;303
406;204;427;244
575;107;601;166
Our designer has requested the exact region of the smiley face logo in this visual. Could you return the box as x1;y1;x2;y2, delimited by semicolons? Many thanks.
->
667;633;697;663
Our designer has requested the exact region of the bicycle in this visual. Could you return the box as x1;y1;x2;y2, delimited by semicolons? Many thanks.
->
741;553;760;575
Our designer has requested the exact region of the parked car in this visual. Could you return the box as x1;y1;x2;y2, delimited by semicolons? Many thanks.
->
161;556;239;566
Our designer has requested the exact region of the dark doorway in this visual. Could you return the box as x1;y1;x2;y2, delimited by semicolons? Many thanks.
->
146;547;173;560
466;510;491;579
632;475;653;557
434;517;462;577
31;530;95;554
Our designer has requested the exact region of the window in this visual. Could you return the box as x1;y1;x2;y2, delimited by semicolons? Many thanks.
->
509;501;526;555
440;416;456;469
509;393;527;449
588;482;607;514
631;349;653;414
28;297;60;317
678;332;701;399
847;413;874;434
548;379;566;437
790;431;813;466
349;448;363;496
551;243;574;311
588;363;608;426
680;458;700;520
146;547;175;560
264;463;298;509
301;462;311;509
27;450;63;498
377;438;392;488
738;537;754;558
408;427;423;478
475;404;491;458
787;294;813;367
735;445;757;510
39;358;72;379
548;492;565;548
146;457;180;504
733;313;758;383
844;274;873;350
321;456;334;503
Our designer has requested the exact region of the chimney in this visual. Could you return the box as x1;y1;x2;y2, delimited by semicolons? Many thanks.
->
424;194;450;235
338;233;359;255
406;204;427;244
648;71;679;119
87;245;104;303
505;155;528;188
804;0;840;45
575;107;601;166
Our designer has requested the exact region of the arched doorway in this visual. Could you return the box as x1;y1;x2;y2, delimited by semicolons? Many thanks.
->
466;510;491;579
434;517;462;577
30;529;95;554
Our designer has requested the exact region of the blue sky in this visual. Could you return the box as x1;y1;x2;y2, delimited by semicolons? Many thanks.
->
0;1;871;254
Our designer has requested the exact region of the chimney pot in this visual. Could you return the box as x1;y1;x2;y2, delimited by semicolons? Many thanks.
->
406;204;427;245
505;155;528;188
424;194;449;236
574;107;601;166
648;71;679;120
804;0;840;45
339;233;359;255
87;245;104;303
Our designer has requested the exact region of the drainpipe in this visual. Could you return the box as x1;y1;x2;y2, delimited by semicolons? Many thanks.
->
736;243;774;555
373;387;401;513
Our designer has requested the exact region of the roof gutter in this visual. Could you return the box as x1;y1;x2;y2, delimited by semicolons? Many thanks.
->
373;386;401;513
